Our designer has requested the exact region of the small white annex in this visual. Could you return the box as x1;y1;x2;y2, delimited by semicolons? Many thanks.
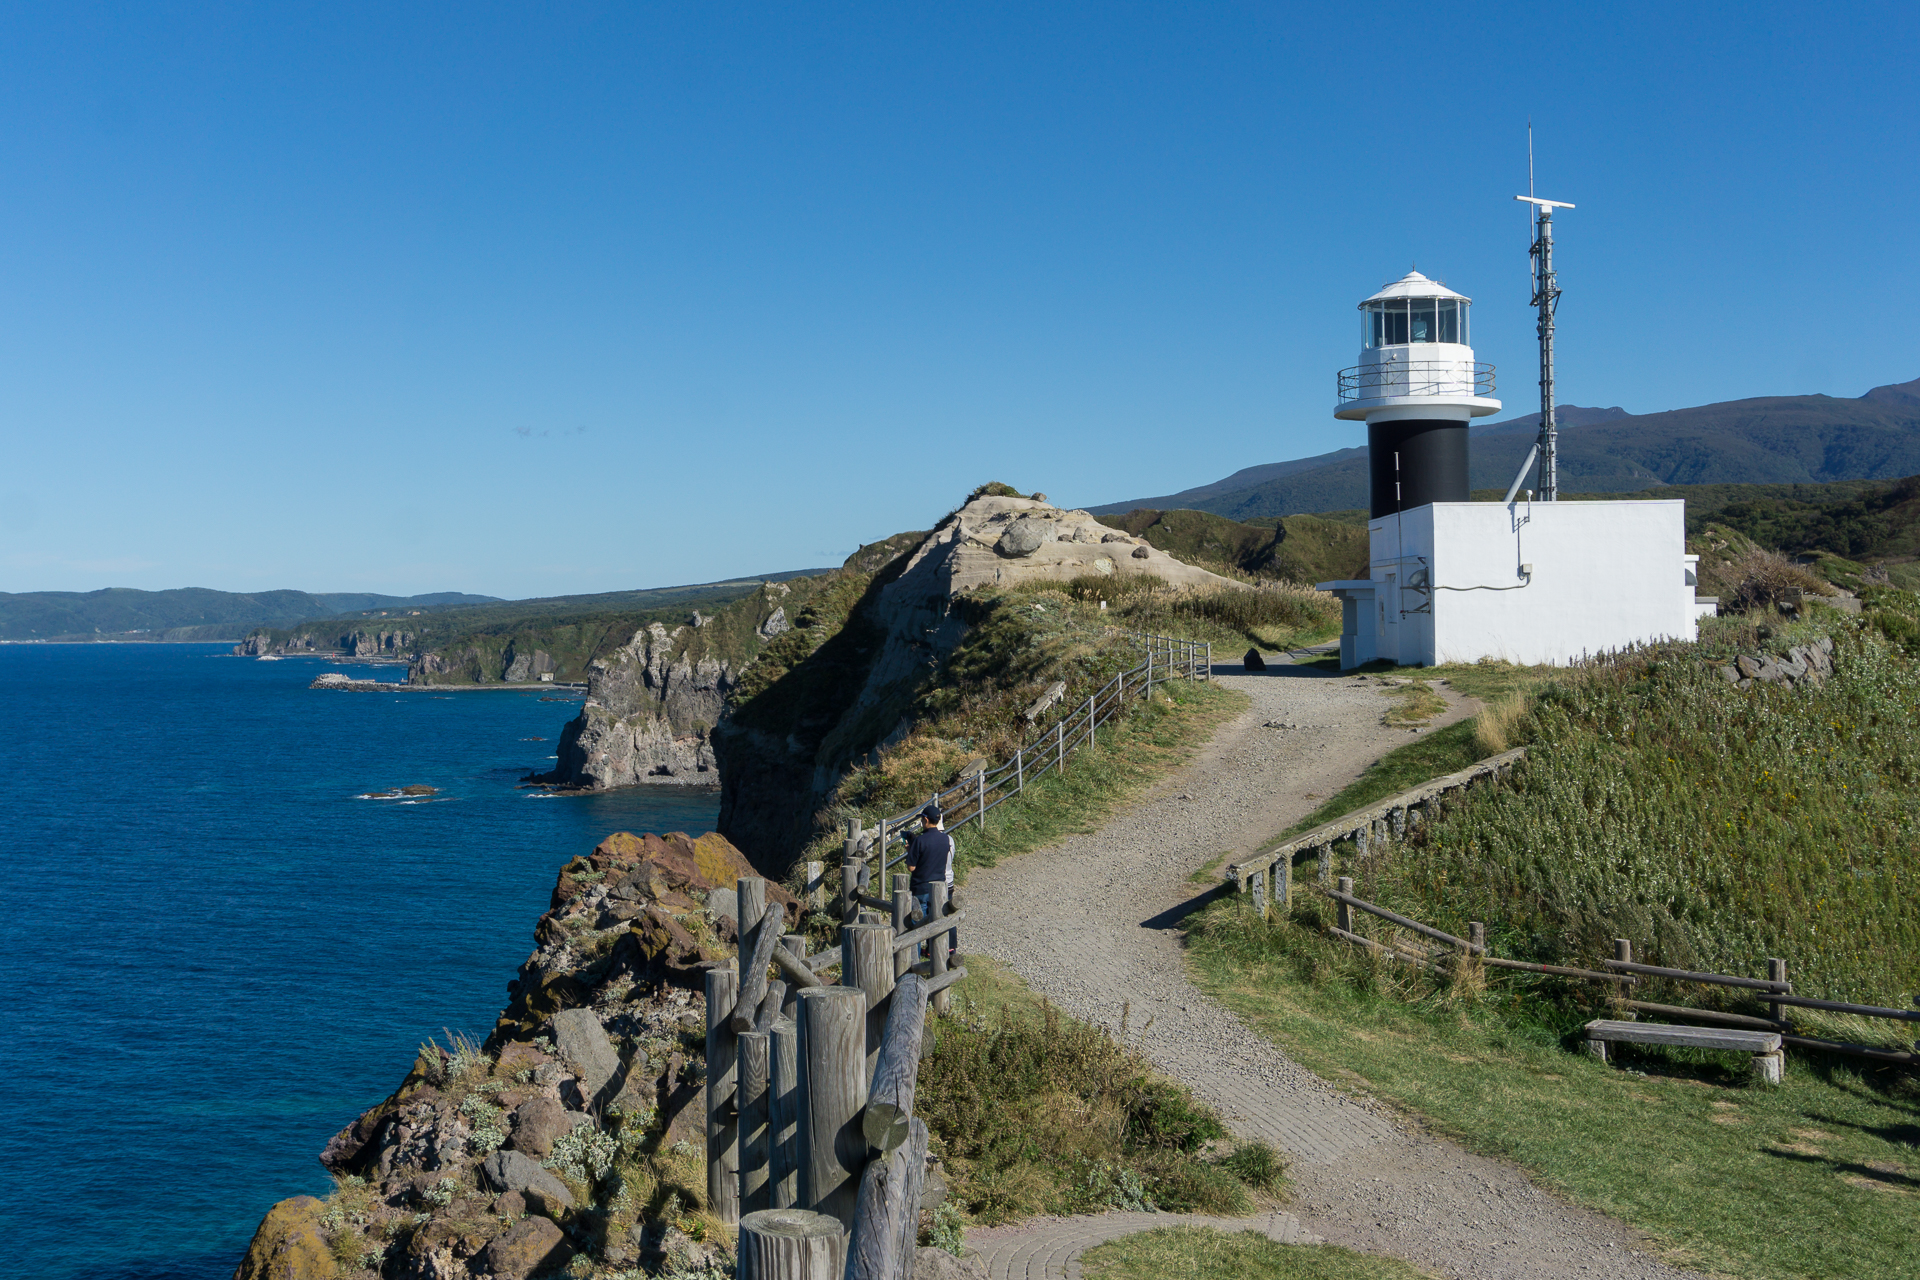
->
1320;498;1713;669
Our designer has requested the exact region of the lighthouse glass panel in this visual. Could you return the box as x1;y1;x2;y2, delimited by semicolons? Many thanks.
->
1409;300;1437;343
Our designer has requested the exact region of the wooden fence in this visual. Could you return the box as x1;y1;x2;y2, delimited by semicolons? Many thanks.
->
1317;877;1919;1068
864;629;1211;869
1224;747;1527;917
706;873;968;1279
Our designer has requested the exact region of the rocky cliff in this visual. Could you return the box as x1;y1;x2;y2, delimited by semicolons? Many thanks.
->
234;830;795;1280
534;579;838;791
714;488;1243;873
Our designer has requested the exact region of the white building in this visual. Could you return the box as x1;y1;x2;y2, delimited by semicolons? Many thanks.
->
1317;272;1707;669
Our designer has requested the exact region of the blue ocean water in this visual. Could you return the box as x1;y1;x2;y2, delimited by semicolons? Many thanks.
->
0;644;718;1280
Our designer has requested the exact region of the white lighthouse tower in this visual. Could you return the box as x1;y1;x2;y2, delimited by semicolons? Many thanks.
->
1334;271;1502;518
1318;269;1709;670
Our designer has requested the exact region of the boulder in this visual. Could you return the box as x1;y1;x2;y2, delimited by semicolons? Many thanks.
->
548;1008;621;1100
1243;648;1267;672
1735;654;1765;679
1131;545;1150;559
233;1196;338;1280
706;887;738;926
995;517;1055;558
508;1096;588;1160
480;1149;576;1211
1716;664;1739;683
493;1189;527;1218
915;1248;989;1280
476;1216;571;1280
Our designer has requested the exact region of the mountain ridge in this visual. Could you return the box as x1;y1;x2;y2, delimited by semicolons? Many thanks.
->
1090;376;1920;520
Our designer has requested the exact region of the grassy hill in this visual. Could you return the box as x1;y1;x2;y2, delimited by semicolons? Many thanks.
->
1093;377;1920;519
1091;507;1368;584
0;587;499;642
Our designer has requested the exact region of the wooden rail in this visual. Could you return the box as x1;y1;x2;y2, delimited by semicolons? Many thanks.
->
851;630;1212;870
1316;879;1918;1070
712;874;973;1279
1226;747;1527;914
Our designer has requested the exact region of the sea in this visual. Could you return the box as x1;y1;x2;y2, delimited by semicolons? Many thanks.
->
0;643;720;1280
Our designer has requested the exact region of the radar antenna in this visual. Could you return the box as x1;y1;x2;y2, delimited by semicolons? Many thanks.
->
1515;127;1573;501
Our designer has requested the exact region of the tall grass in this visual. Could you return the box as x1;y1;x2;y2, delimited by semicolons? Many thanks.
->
917;960;1284;1223
1356;627;1920;1006
1066;577;1340;649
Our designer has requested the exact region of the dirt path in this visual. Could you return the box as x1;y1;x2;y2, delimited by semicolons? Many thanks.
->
960;656;1705;1280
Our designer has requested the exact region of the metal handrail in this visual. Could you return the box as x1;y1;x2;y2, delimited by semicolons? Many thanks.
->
1337;360;1495;403
870;629;1212;868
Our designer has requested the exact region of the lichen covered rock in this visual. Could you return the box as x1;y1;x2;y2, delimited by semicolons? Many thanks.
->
232;1196;337;1280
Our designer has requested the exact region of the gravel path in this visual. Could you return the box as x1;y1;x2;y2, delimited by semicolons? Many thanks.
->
960;655;1706;1280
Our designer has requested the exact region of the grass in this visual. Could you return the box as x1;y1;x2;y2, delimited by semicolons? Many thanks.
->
1379;679;1446;726
1184;902;1920;1280
1272;719;1485;842
947;678;1246;880
1080;1225;1430;1280
919;956;1288;1225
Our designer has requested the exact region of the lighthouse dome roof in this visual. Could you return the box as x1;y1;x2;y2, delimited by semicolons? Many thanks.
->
1358;270;1471;307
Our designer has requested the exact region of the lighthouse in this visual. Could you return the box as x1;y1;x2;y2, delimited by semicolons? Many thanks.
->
1318;269;1710;670
1335;271;1502;517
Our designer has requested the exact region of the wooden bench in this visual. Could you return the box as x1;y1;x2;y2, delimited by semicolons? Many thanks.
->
1583;1019;1785;1083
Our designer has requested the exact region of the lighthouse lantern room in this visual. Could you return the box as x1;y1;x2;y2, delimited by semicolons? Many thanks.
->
1318;271;1710;669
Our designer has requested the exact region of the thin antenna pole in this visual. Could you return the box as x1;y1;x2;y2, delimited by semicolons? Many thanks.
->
1527;119;1535;199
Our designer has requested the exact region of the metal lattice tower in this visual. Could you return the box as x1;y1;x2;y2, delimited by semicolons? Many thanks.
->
1516;130;1573;501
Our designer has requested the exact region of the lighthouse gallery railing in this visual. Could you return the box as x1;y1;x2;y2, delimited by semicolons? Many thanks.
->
1338;360;1496;403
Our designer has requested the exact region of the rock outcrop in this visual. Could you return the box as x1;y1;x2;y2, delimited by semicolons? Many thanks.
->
716;491;1244;871
242;829;787;1280
540;622;734;788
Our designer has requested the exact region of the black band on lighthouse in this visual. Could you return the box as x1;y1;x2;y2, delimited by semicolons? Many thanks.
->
1367;420;1469;519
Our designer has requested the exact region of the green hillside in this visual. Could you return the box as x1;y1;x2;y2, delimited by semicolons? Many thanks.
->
1092;508;1368;583
1093;377;1920;520
0;587;499;642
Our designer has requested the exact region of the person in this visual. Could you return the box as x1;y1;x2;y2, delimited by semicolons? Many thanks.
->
904;802;957;959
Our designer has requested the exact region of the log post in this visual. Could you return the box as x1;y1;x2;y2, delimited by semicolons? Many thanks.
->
739;876;768;972
737;1030;771;1214
1336;876;1354;935
780;936;806;1020
797;985;868;1229
846;1117;928;1280
806;861;824;913
862;972;926;1156
737;1207;846;1280
842;861;861;927
843;922;895;1078
1469;921;1485;953
768;1016;800;1210
734;900;786;1031
891;875;913;982
928;880;951;1015
1614;938;1635;1016
1767;957;1788;1026
705;965;741;1224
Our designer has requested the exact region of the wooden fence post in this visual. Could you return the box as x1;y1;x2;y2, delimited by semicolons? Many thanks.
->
842;861;860;927
737;1207;846;1280
737;1030;771;1214
876;816;888;874
768;1016;800;1211
806;861;824;913
1469;921;1485;952
780;936;806;1020
846;1117;928;1280
928;880;951;1015
1336;877;1354;934
891;875;913;981
797;985;868;1229
1614;938;1635;1015
1768;957;1788;1025
843;922;894;1079
705;965;741;1224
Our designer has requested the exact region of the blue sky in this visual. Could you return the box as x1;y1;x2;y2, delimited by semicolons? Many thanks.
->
3;2;1915;598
